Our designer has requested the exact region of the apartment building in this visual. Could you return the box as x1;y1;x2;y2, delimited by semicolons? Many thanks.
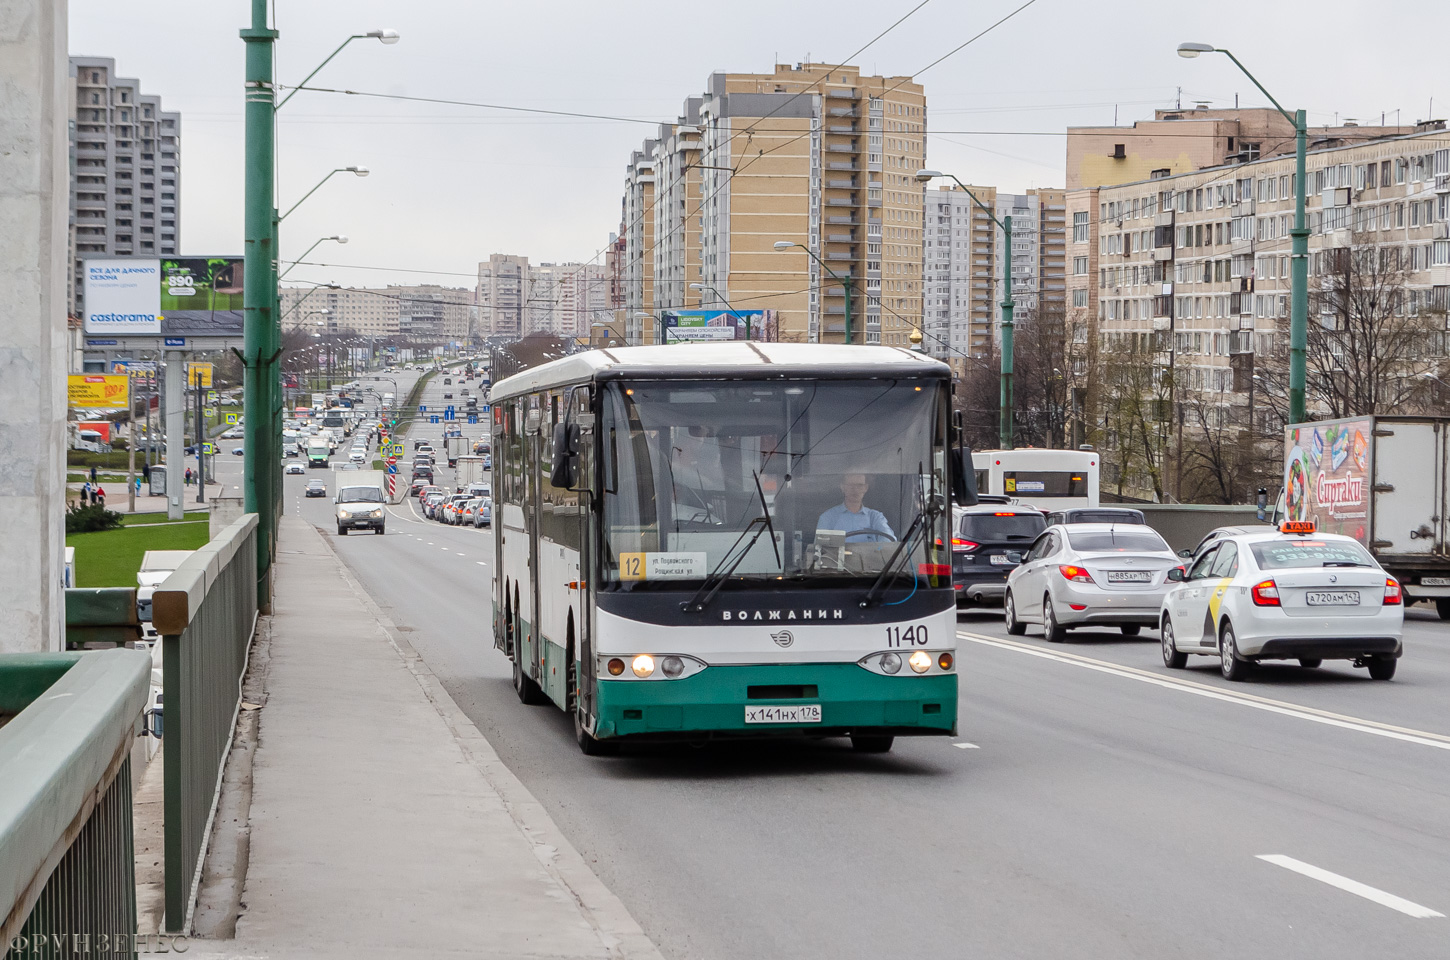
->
69;56;181;317
280;284;470;341
526;262;611;338
1076;124;1450;488
1067;106;1412;190
922;186;1066;368
477;254;530;339
397;285;471;341
619;63;926;345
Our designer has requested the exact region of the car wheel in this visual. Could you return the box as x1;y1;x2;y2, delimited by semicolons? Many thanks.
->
1161;618;1187;668
512;639;547;705
337;526;346;536
1042;596;1067;643
1437;598;1450;621
376;526;385;535
1121;624;1142;637
850;735;894;753
1366;655;1397;681
1004;591;1026;636
571;657;617;755
1219;621;1253;681
1298;658;1322;668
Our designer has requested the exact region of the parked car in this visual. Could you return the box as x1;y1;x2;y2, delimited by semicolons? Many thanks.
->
1004;524;1181;642
952;499;1047;607
1160;523;1403;681
305;479;327;498
285;461;305;475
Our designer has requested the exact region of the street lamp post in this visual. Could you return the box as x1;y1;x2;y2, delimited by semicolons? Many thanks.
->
689;282;754;340
280;166;369;221
1178;42;1308;425
772;240;854;345
914;170;1016;449
280;235;347;280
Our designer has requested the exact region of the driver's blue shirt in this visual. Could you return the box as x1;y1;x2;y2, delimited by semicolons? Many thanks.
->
817;504;894;542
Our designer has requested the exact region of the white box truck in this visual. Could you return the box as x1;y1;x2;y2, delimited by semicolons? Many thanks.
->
455;455;486;490
1282;415;1450;616
334;469;387;535
444;435;470;467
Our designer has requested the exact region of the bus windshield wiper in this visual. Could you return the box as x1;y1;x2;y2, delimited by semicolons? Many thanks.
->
682;472;782;614
862;487;945;607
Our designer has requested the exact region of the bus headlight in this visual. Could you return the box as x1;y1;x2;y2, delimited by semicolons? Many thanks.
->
879;652;902;675
631;655;655;678
607;658;625;676
938;652;954;671
661;656;685;678
909;651;932;673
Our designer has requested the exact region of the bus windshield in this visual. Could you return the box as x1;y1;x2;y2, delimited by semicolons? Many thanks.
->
601;379;948;588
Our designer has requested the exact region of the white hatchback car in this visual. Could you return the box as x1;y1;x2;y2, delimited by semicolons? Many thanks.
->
1159;524;1403;680
1005;524;1181;642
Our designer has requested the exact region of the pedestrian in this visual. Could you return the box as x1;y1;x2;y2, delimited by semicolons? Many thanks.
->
81;481;92;505
184;467;192;486
135;477;143;497
142;462;151;482
90;465;98;483
95;485;106;508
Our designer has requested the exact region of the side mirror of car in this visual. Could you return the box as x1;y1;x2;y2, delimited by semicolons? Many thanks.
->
1166;566;1186;582
1177;548;1194;559
1006;551;1023;564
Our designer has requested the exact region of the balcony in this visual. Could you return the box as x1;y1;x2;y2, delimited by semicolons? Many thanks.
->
826;197;853;207
826;89;859;99
1152;246;1174;262
827;178;856;189
826;215;858;225
829;107;858;118
827;124;857;135
826;144;854;154
825;251;853;261
827;161;859;171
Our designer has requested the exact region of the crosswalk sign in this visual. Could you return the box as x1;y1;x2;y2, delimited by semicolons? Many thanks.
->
202;442;215;455
225;412;238;424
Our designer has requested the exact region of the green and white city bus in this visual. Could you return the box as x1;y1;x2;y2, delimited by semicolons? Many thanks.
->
489;343;972;754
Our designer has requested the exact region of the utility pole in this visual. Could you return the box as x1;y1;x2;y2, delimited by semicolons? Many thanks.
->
195;366;206;504
242;0;278;607
1000;214;1015;449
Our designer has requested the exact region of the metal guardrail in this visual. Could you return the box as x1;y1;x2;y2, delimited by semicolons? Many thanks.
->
64;588;142;649
152;513;258;935
0;649;150;957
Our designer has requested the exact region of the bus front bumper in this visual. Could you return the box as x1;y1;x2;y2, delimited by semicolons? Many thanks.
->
593;663;957;740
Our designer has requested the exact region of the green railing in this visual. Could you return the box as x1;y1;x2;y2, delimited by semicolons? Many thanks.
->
152;513;258;934
65;589;142;649
0;649;150;958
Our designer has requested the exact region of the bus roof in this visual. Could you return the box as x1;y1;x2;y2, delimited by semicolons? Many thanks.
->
490;343;949;401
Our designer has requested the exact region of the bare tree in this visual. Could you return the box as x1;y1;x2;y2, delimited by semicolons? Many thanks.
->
1177;388;1281;504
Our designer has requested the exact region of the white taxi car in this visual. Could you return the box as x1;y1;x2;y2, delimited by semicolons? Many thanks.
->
1159;522;1403;681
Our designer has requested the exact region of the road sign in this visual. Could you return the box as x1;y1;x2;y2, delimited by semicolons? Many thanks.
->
467;416;478;424
386;474;396;498
445;406;455;421
430;415;440;424
202;442;215;455
225;412;238;424
385;462;397;475
419;405;426;412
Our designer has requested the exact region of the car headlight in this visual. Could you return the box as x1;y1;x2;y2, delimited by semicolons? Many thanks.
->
370;508;383;517
338;510;350;518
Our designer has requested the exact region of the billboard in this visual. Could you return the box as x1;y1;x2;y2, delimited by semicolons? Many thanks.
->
1284;417;1372;542
68;374;130;409
660;309;777;343
185;362;214;388
83;257;244;339
160;258;244;337
83;260;161;335
77;421;113;443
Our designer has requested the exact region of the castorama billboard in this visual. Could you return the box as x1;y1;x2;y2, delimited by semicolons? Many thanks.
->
83;259;162;335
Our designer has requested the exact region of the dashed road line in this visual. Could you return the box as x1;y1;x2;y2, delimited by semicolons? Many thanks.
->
1256;855;1444;918
953;742;980;750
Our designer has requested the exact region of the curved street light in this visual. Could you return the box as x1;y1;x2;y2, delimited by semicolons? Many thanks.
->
277;30;402;108
772;240;855;345
280;235;347;280
280;165;369;221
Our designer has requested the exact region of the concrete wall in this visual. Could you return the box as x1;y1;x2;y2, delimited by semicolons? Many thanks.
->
1137;504;1268;553
0;0;69;653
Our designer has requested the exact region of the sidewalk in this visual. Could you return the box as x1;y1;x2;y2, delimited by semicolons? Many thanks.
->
189;515;663;960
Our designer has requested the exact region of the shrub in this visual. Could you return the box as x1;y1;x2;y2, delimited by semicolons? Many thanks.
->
65;502;124;534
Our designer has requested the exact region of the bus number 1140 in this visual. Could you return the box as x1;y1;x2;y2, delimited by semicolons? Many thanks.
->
884;624;929;647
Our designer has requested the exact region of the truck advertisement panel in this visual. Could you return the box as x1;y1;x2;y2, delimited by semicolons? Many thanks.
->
1284;417;1373;543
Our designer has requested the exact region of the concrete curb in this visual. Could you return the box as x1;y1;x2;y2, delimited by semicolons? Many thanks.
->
315;526;666;960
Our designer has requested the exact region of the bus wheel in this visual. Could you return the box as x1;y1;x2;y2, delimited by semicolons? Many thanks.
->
512;640;547;705
570;656;617;755
850;735;894;753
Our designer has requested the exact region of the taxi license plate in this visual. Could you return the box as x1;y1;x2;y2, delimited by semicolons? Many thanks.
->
990;554;1013;565
745;705;822;724
1306;591;1360;606
1107;571;1152;583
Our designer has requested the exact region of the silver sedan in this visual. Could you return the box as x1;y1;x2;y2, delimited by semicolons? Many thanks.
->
1004;523;1182;642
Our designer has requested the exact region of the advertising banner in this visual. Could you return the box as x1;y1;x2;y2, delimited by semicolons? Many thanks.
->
159;257;244;337
1284;417;1373;544
185;362;214;388
68;374;130;409
83;257;245;339
83;260;161;335
660;309;777;343
77;421;113;443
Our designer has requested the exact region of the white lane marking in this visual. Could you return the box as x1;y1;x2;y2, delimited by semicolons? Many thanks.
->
953;742;980;749
958;631;1450;751
1256;855;1444;918
457;552;466;556
476;561;487;566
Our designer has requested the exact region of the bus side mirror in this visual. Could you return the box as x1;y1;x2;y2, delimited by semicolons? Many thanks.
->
951;446;977;506
549;422;579;489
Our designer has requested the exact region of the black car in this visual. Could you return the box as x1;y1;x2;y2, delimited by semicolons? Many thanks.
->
1042;506;1146;527
304;480;327;498
952;499;1047;607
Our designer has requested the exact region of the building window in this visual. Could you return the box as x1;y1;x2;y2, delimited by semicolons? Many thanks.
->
1072;211;1089;243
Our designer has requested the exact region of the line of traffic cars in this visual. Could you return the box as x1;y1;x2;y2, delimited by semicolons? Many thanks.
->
408;437;492;529
953;499;1404;682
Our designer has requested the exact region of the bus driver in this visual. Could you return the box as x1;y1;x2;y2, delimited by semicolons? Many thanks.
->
817;473;895;543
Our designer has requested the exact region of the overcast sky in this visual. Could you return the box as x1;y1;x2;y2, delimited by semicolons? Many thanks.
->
69;0;1447;291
